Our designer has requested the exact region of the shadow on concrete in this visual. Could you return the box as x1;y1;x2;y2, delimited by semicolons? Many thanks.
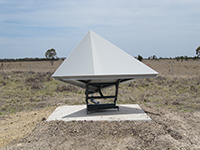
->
62;105;144;118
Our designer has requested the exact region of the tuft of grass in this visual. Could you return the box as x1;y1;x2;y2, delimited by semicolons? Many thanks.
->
55;84;77;92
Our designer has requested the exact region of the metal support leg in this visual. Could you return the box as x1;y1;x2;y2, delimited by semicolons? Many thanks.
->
98;87;104;97
114;80;120;105
85;80;91;105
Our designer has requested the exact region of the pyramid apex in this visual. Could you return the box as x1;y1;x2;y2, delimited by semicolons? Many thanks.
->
89;30;94;33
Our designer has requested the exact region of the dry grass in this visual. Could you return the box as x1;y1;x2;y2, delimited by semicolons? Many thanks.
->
1;60;63;72
0;71;85;115
0;59;199;115
1;59;200;77
143;59;200;77
118;76;200;112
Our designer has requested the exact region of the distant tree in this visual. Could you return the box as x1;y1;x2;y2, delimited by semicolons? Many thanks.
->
180;56;184;61
148;55;157;60
137;55;143;61
152;55;157;60
175;57;179;61
45;48;57;65
196;46;200;57
45;48;57;59
184;56;188;61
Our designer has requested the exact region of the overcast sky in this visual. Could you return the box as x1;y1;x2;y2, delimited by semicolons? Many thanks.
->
0;0;200;59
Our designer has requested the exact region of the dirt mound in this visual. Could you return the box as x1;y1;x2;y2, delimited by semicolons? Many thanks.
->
1;105;200;150
0;107;55;148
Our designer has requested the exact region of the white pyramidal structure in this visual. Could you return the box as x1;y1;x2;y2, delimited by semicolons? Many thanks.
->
53;31;158;112
53;30;158;80
53;30;158;92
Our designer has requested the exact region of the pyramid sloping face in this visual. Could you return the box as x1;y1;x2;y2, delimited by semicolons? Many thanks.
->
54;31;95;76
53;30;158;79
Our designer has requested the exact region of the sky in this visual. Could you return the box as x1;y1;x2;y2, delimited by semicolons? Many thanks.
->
0;0;200;59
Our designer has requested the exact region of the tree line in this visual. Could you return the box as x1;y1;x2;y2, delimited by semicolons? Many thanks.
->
137;55;199;62
0;48;65;62
0;57;66;62
137;46;200;61
1;47;199;62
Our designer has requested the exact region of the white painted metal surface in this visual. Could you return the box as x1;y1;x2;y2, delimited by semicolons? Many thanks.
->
47;104;151;121
52;30;158;90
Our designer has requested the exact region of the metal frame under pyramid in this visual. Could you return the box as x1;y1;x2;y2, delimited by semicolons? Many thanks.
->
53;30;158;113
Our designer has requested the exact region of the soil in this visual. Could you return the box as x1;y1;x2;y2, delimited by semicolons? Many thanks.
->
1;105;200;150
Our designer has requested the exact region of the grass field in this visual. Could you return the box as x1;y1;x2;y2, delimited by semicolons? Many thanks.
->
1;59;200;76
0;59;200;149
0;59;199;115
1;60;63;72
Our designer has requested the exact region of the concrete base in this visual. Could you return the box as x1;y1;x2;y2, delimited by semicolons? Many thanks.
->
47;104;151;122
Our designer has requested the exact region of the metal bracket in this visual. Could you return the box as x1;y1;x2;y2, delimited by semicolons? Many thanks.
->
85;80;121;113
